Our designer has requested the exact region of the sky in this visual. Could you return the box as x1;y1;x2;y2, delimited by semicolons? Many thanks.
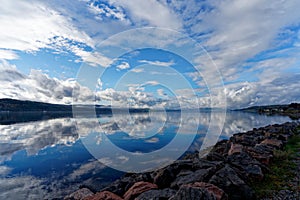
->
0;0;300;109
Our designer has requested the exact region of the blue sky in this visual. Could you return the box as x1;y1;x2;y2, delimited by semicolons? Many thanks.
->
0;0;300;108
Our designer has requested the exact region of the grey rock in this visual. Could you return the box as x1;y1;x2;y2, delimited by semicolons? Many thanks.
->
64;188;94;200
135;188;176;200
209;165;255;200
153;160;193;188
170;184;216;200
227;152;264;181
170;168;215;189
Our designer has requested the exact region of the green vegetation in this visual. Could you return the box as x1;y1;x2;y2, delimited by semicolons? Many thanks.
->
251;134;300;198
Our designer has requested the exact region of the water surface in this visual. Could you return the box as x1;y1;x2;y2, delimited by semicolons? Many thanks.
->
0;111;293;199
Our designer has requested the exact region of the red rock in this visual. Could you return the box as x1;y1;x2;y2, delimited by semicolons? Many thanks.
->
188;182;228;200
228;143;243;155
245;146;273;165
123;181;158;200
261;138;283;149
64;188;94;200
85;191;123;200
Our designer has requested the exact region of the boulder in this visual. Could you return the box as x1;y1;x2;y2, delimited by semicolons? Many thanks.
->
277;134;289;142
135;188;176;200
170;168;215;189
177;169;194;177
209;165;255;200
230;134;259;147
205;152;225;162
153;160;193;188
85;191;123;200
192;159;224;171
261;138;283;149
228;143;243;155
123;181;158;200
187;182;228;200
170;184;215;200
253;143;274;155
64;188;94;200
101;173;153;196
227;152;264;181
153;167;176;188
245;146;273;166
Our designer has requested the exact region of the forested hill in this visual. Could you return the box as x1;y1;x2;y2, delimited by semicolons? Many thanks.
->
0;98;72;112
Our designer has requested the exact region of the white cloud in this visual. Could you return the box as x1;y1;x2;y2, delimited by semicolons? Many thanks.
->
0;62;97;104
108;0;182;29
144;80;159;86
193;0;300;78
0;49;19;60
0;1;299;108
131;68;144;73
72;46;113;67
116;62;130;71
157;89;166;96
88;1;127;22
0;0;114;66
139;60;174;67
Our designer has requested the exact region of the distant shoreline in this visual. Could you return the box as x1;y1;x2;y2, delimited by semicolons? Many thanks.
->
234;103;300;120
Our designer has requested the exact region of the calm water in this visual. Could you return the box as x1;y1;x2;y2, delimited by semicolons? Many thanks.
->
0;111;294;199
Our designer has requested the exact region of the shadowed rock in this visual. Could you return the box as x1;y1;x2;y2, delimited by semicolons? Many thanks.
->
227;152;264;181
185;182;228;200
135;188;176;200
170;168;216;189
85;191;123;200
153;160;193;188
170;183;216;200
101;173;153;197
209;165;255;200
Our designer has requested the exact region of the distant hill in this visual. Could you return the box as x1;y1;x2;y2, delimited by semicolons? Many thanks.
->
0;98;149;125
0;98;72;112
235;103;300;120
0;98;150;113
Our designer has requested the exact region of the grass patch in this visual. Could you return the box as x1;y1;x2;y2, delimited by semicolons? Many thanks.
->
251;134;300;198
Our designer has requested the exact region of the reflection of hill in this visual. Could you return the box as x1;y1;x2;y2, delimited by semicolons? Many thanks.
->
0;98;150;125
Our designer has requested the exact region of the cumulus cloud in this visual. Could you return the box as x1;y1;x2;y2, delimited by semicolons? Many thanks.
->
0;62;96;104
166;0;300;107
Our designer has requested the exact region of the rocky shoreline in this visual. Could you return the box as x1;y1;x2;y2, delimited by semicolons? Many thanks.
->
65;121;300;200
